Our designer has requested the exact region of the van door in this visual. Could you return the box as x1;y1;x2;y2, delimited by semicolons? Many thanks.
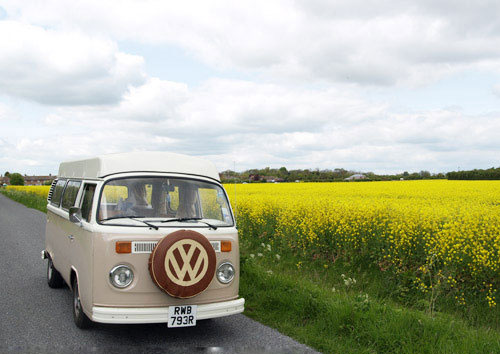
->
59;180;82;282
69;183;96;312
46;179;67;273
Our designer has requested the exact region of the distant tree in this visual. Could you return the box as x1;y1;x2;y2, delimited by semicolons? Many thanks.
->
278;167;289;180
4;171;10;177
419;170;431;178
9;173;24;185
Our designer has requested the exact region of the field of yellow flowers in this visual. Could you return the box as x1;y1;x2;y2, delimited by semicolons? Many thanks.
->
228;180;500;307
7;180;500;306
6;185;51;197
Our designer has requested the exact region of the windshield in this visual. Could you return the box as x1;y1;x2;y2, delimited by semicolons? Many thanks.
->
98;177;233;227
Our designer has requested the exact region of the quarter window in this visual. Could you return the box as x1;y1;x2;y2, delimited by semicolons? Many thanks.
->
50;180;67;207
81;184;96;222
61;180;82;210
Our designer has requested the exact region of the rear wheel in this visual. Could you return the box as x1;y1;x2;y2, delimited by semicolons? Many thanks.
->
47;258;64;288
72;277;92;329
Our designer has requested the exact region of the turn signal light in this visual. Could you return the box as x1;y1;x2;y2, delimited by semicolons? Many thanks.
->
221;241;232;252
116;241;132;254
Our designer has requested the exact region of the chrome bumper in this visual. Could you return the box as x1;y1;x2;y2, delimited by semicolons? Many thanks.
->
91;298;245;324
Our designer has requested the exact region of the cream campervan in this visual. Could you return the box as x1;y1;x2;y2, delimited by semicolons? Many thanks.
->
42;152;244;328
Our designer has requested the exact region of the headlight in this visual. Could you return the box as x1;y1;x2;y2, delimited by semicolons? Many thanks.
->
217;262;235;284
109;265;134;288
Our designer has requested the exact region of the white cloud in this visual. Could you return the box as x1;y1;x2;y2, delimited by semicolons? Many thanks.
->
0;21;145;105
52;78;387;136
4;78;499;175
43;113;64;126
0;103;11;121
493;84;500;98
0;2;499;175
4;1;500;86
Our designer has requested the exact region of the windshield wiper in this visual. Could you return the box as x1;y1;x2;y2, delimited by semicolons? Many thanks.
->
159;217;217;230
99;215;159;230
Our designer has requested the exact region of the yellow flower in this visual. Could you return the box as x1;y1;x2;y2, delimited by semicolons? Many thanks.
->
227;180;500;306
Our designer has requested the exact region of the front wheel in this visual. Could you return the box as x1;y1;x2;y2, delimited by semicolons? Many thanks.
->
72;277;92;329
47;258;64;288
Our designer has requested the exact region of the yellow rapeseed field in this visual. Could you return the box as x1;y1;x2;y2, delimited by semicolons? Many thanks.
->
6;185;51;198
227;180;500;307
8;180;500;305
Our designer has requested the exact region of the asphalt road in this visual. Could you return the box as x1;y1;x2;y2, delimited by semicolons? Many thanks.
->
0;194;316;354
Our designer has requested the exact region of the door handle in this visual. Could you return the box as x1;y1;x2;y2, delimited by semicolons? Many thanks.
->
68;234;74;241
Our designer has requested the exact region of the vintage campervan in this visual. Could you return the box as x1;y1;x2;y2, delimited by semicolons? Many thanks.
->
42;152;244;328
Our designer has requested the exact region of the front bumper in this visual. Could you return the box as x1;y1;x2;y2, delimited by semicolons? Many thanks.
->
91;298;245;324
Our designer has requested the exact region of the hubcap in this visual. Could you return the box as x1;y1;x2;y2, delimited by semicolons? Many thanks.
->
74;285;81;315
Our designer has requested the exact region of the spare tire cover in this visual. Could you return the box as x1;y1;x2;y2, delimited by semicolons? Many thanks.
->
148;230;216;298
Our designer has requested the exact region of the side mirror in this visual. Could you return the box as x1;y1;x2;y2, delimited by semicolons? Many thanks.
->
69;207;82;224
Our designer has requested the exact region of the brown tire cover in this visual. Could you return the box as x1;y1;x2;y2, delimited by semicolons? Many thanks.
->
148;230;216;298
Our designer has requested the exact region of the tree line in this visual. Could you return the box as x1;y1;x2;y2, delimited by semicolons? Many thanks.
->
220;167;445;183
3;166;499;186
446;167;500;180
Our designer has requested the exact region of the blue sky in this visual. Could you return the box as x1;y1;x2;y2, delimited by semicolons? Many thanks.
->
0;1;499;176
119;42;220;86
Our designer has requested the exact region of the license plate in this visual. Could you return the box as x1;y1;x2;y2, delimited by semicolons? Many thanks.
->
168;305;197;328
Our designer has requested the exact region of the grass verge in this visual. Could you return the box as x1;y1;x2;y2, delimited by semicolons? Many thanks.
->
240;247;500;353
0;188;47;213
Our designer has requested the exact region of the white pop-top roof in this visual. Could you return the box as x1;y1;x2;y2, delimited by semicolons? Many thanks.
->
58;151;220;181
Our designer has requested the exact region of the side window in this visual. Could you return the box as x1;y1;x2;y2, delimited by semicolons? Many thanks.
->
61;180;82;210
50;180;67;207
81;184;96;222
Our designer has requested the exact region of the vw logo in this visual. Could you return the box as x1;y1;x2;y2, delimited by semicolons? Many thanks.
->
164;239;209;286
149;230;216;298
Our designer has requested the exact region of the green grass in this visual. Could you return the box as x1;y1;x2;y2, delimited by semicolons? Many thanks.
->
3;189;499;352
0;188;47;213
241;245;500;353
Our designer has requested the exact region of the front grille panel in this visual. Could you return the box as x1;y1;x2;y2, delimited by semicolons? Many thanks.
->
130;241;221;253
132;241;158;254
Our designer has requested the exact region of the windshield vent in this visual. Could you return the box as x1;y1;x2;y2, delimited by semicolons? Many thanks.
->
47;179;57;202
132;241;158;254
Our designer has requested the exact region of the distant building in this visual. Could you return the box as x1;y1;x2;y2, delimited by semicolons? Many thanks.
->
0;175;55;186
263;176;284;183
249;174;261;182
344;174;367;181
25;175;55;185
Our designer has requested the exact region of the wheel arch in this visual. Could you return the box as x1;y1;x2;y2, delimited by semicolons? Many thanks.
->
70;266;78;291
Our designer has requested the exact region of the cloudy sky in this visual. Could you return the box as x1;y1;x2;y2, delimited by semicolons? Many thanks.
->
1;1;499;175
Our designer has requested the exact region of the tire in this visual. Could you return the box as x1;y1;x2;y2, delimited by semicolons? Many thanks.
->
47;257;64;288
72;277;92;329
